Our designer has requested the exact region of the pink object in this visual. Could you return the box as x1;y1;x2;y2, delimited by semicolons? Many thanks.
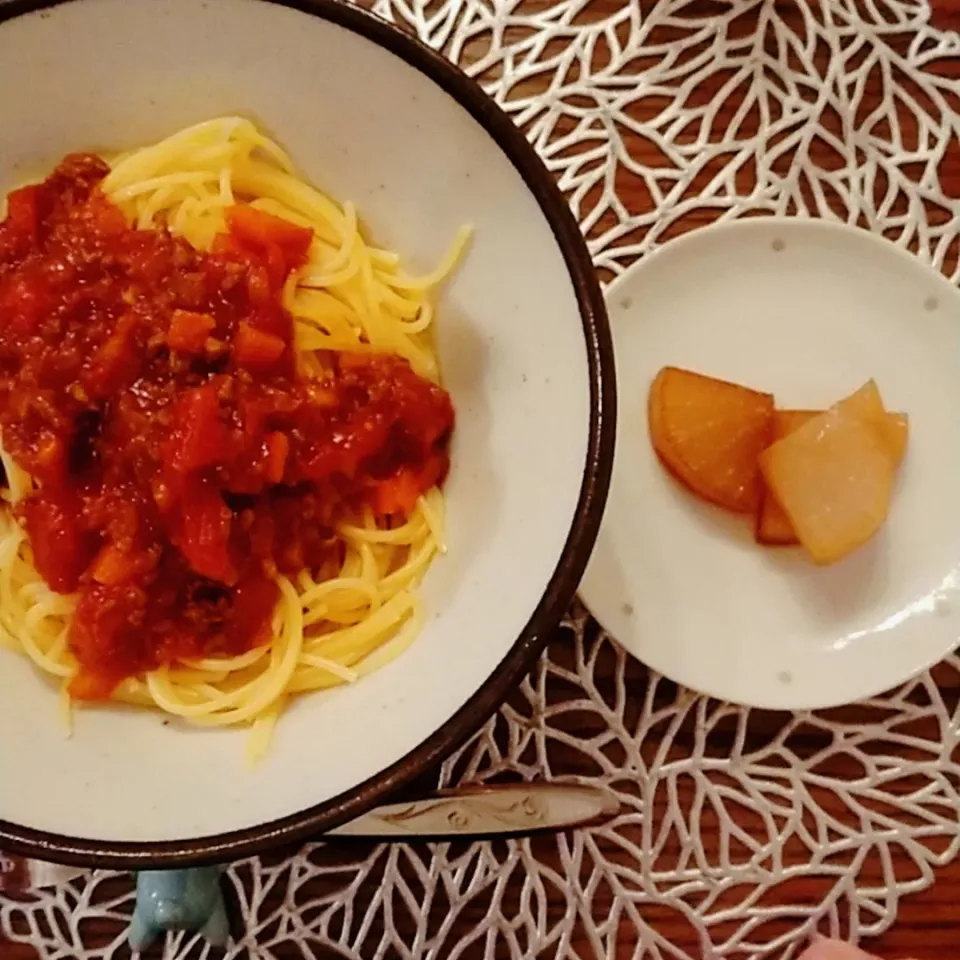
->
798;939;920;960
798;943;877;960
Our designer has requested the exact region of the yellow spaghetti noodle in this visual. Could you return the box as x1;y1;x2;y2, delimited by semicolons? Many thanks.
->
0;117;470;763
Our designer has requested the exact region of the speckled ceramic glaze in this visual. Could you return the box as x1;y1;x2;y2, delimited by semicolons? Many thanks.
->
582;218;960;710
0;0;614;866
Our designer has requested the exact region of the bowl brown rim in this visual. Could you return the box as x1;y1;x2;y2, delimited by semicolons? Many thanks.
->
0;0;617;868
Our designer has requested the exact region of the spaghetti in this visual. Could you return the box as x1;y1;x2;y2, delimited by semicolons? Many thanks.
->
0;118;469;762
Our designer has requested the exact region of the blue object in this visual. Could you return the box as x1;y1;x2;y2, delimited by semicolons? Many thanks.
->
129;867;229;952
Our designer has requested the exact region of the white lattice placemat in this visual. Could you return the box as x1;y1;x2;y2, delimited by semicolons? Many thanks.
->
5;0;960;957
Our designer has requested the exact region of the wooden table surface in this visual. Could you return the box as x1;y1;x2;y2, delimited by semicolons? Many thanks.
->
4;0;960;957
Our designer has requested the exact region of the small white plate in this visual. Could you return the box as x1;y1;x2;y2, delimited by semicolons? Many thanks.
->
580;218;960;710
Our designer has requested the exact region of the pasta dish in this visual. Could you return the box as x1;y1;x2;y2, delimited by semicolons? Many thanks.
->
0;117;467;760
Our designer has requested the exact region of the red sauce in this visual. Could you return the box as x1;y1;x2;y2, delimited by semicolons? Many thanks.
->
0;155;454;699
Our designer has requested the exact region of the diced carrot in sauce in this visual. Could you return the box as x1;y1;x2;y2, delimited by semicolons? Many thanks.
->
167;309;215;354
234;322;286;370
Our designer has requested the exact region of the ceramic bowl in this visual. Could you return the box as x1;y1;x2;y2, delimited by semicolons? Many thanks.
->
0;0;615;866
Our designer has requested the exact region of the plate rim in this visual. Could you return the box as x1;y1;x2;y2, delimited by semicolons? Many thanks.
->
582;215;959;711
604;216;960;303
0;0;617;867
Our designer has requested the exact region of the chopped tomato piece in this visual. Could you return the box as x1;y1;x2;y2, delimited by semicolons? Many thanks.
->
165;384;238;475
0;268;52;334
178;480;237;584
167;310;215;354
246;263;274;304
223;574;278;650
338;351;374;370
26;433;67;486
373;455;446;516
263;431;289;484
373;468;422;516
69;582;142;700
90;543;136;586
211;232;249;261
246;507;275;563
251;306;293;342
68;668;122;701
87;313;140;398
263;243;287;289
422;453;446;490
22;491;93;593
234;322;286;370
6;186;40;242
300;419;383;481
211;234;281;295
226;205;313;271
241;396;267;440
87;195;127;236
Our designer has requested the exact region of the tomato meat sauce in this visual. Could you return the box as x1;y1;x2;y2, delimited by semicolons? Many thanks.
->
0;155;454;699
